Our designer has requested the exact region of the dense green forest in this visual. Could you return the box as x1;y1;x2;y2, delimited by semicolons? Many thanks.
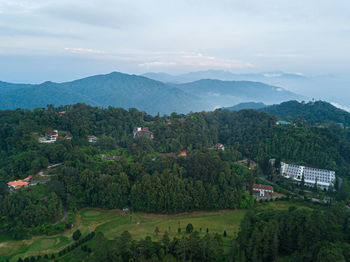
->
1;103;350;240
234;204;350;262
87;230;225;262
260;100;350;126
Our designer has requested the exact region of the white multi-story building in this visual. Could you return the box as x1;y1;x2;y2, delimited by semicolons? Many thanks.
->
280;162;336;190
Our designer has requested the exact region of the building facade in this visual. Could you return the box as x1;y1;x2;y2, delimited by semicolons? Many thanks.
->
133;127;154;139
44;130;58;142
253;184;274;198
280;162;335;190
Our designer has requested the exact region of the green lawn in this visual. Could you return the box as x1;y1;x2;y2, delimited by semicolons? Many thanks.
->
1;209;246;261
1;201;311;261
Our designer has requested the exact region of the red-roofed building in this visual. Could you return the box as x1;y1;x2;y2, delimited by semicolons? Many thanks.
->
160;153;177;158
7;175;33;190
23;175;33;181
253;184;274;198
215;143;225;151
133;127;153;140
45;130;58;142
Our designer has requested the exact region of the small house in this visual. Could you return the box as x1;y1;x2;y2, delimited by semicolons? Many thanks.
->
276;120;291;125
44;130;58;142
133;127;153;139
215;143;225;151
101;155;122;161
160;153;177;158
179;149;187;157
88;135;98;143
253;184;274;198
7;175;33;190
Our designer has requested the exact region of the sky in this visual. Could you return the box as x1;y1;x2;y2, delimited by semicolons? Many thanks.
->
0;0;350;85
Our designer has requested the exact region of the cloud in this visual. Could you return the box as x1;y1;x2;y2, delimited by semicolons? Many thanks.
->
256;53;306;58
0;25;77;38
64;47;105;54
138;61;177;68
138;52;253;70
39;1;142;29
331;102;350;113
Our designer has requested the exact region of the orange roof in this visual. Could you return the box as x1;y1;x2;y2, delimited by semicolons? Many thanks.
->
7;180;29;188
179;149;187;156
23;175;33;181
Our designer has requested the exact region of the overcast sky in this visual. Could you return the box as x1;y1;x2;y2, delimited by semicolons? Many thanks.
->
0;0;350;83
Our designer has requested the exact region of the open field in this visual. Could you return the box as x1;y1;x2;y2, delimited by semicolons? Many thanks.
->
0;201;309;261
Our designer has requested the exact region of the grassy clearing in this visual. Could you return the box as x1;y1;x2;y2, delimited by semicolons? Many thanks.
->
1;201;311;261
1;209;246;261
257;200;313;211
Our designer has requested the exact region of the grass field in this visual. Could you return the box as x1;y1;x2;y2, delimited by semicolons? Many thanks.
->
0;201;308;261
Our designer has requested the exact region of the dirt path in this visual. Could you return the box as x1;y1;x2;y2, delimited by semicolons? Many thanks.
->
52;206;68;225
80;207;121;213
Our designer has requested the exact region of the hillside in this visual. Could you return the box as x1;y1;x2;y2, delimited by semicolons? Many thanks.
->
1;104;350;261
175;79;304;107
224;102;266;111
260;100;350;126
0;72;304;114
0;72;206;115
143;70;307;84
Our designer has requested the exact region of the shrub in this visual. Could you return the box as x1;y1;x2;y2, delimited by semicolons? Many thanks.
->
72;229;81;241
186;223;194;234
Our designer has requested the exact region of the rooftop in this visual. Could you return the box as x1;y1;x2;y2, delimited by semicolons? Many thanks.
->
253;184;273;191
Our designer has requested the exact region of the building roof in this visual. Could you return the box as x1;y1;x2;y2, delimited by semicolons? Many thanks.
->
23;175;33;181
101;155;122;160
179;149;187;156
253;184;274;191
277;120;291;125
7;180;29;188
45;130;58;135
160;153;177;158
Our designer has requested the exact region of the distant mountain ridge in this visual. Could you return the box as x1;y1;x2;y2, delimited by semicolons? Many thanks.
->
143;70;307;84
260;100;350;126
174;79;304;106
0;72;206;115
223;100;350;126
0;71;304;114
224;102;267;111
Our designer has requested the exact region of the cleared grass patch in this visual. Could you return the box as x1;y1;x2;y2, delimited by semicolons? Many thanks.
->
2;201;312;261
81;210;102;218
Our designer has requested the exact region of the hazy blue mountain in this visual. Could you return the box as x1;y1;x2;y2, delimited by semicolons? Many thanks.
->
174;79;304;108
260;100;350;126
142;72;177;83
0;72;206;115
0;81;100;110
0;81;33;94
0;72;305;114
143;70;307;84
224;102;266;111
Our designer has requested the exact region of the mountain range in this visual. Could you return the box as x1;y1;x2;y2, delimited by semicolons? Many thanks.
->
143;70;307;84
260;100;350;126
0;71;304;114
174;79;303;107
224;100;350;126
224;102;267;111
0;72;205;115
